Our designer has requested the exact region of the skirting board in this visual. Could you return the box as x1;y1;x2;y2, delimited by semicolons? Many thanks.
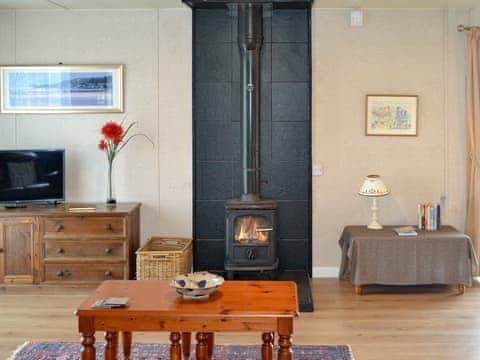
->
312;267;340;278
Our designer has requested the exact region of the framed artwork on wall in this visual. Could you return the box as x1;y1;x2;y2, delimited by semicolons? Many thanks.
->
365;95;418;136
0;64;124;114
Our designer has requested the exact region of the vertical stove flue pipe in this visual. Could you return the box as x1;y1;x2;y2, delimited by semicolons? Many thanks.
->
238;3;263;202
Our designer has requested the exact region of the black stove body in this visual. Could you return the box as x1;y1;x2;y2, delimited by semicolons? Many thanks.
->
224;199;279;277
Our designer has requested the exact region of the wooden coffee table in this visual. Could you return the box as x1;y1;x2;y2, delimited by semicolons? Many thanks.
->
76;280;298;360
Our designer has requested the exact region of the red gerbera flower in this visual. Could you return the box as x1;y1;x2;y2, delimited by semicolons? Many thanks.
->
98;140;107;150
112;136;122;145
101;122;124;141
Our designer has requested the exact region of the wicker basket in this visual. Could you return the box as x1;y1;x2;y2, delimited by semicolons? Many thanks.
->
136;237;192;280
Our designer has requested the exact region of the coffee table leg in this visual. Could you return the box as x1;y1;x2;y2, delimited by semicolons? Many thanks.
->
277;318;293;360
170;332;182;360
104;332;116;360
196;332;208;360
79;316;96;360
206;333;214;359
122;331;132;360
80;331;96;360
182;332;191;359
112;332;118;359
262;332;274;360
278;335;293;360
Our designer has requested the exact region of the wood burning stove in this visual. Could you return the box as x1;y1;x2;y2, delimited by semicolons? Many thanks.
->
224;4;279;279
225;199;278;278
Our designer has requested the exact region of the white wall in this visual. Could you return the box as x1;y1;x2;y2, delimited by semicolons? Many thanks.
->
0;8;192;243
311;8;471;274
0;7;475;273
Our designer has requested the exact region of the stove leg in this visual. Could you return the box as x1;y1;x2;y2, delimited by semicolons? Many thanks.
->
226;271;234;280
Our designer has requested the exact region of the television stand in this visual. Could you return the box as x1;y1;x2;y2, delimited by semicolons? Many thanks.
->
0;202;141;285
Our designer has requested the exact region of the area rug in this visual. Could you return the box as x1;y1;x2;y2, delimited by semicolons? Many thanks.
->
9;341;355;360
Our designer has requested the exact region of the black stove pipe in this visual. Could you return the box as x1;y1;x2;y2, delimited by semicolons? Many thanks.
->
238;3;263;202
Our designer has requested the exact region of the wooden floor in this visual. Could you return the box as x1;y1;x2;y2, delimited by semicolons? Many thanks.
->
1;278;479;360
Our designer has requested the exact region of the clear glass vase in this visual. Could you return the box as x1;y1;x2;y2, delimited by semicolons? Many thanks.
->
106;160;116;206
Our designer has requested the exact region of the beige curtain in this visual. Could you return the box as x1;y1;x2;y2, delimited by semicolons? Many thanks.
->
466;29;480;262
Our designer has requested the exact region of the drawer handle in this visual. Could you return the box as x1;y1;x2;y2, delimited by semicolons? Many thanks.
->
104;224;113;231
104;271;112;277
104;247;112;254
57;270;71;278
56;248;64;254
54;223;64;232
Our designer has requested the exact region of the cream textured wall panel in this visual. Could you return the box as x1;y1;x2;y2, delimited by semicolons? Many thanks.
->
474;9;480;23
0;11;14;63
0;11;16;149
157;9;193;237
0;9;192;244
14;10;159;242
445;9;469;233
312;9;455;267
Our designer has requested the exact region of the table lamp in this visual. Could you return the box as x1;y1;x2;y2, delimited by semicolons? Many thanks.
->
358;175;389;230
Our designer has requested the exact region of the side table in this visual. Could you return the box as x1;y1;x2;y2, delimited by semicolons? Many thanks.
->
338;225;478;294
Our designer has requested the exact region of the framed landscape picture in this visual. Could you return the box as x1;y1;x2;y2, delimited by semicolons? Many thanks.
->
0;64;124;114
365;95;418;136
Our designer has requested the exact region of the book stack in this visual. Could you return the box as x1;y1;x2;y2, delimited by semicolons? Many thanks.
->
417;203;441;231
91;297;129;309
393;226;418;236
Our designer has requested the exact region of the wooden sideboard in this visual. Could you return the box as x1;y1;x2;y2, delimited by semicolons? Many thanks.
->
0;203;140;285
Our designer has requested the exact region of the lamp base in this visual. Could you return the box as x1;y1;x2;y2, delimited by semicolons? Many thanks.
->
367;197;383;230
367;220;383;230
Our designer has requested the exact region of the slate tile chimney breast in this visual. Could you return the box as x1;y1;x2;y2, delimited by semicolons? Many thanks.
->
188;0;313;279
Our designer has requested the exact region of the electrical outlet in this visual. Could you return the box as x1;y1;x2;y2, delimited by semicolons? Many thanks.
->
350;9;364;27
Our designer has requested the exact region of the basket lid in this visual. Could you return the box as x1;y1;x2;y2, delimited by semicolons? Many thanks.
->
138;237;192;253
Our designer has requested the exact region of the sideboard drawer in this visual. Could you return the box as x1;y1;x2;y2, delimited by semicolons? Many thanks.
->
44;263;125;283
44;240;124;260
44;217;125;237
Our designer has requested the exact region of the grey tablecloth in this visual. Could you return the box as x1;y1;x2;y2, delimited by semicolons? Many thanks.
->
339;226;478;287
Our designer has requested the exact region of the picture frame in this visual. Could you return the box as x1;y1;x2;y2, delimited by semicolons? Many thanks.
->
365;95;418;136
0;64;124;114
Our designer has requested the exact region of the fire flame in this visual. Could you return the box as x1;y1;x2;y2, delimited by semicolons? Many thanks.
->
235;216;269;245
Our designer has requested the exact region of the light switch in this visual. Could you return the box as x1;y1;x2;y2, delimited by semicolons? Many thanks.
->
313;164;323;176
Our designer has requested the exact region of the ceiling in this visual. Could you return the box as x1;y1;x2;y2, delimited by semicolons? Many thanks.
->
0;0;479;9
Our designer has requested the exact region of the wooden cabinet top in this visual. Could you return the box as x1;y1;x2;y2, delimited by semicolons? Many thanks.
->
0;202;141;217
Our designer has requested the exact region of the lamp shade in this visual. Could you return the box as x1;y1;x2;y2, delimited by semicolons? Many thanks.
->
359;175;389;197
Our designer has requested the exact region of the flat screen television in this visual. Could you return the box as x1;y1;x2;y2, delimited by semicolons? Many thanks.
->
0;149;65;206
